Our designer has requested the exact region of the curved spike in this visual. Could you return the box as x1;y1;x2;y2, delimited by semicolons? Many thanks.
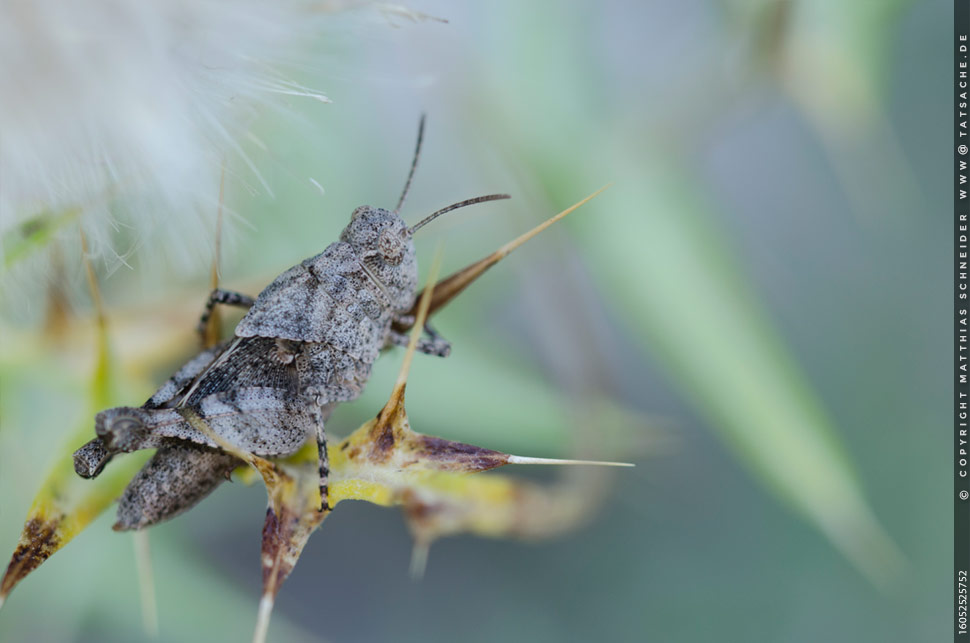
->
399;184;610;326
377;248;443;428
505;455;634;467
409;540;430;581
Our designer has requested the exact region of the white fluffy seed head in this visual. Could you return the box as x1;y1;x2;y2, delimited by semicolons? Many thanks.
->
0;0;341;316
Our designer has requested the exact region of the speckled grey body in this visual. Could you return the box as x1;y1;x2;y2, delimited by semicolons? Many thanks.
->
73;207;447;528
236;207;420;365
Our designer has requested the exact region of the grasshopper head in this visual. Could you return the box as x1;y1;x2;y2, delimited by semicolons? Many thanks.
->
341;206;418;313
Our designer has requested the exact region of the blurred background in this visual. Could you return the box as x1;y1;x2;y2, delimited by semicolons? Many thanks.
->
0;0;948;641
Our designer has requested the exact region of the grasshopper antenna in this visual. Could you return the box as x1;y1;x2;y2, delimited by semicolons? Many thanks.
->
410;194;511;233
396;114;426;212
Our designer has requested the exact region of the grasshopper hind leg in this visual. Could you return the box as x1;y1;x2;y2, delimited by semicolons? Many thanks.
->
114;444;240;531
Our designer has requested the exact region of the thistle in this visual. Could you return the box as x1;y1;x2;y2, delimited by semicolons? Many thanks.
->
0;190;636;643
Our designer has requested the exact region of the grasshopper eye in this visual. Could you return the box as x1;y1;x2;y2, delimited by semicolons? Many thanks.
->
378;228;405;264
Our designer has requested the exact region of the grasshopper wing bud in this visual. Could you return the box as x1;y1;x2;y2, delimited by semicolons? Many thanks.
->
234;262;339;343
235;241;394;361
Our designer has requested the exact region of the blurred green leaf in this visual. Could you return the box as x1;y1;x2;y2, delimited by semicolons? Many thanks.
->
0;312;152;604
570;158;903;586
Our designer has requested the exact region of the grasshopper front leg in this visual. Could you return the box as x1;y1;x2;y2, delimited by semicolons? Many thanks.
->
196;288;256;341
386;320;451;357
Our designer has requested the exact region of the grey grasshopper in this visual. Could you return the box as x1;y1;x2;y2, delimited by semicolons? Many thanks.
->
74;117;510;528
